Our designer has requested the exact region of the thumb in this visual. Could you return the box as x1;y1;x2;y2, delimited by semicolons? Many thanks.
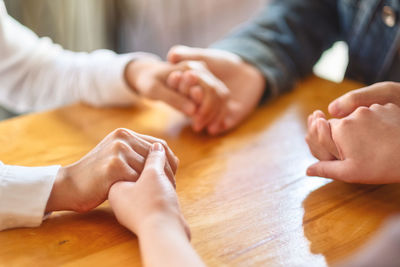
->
142;143;176;188
168;45;205;64
328;85;388;118
306;160;354;182
143;143;166;175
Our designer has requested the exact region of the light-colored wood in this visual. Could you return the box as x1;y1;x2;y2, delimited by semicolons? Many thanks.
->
1;76;399;267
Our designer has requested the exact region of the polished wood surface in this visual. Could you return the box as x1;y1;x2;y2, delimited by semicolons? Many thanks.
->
1;76;400;267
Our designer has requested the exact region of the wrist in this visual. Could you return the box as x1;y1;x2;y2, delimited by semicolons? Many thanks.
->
244;61;266;92
124;60;140;94
45;167;68;212
45;166;77;213
124;58;160;95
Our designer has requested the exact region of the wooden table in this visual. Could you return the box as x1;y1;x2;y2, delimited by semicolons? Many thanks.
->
1;76;400;267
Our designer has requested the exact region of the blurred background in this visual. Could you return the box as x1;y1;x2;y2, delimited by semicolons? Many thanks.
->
4;0;264;57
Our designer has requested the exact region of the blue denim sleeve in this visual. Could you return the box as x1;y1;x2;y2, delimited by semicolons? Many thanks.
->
212;0;341;103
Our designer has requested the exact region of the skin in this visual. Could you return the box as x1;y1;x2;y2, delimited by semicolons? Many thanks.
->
124;58;197;116
167;45;266;135
167;61;230;132
45;128;179;213
306;109;340;161
328;82;400;118
307;103;400;184
306;81;400;183
109;143;205;267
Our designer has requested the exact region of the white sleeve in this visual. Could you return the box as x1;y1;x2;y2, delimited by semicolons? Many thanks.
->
0;162;60;231
0;1;159;113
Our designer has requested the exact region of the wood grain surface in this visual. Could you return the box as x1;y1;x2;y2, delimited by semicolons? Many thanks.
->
1;76;399;267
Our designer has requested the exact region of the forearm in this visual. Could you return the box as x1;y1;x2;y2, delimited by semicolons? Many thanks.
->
137;217;205;267
0;3;159;113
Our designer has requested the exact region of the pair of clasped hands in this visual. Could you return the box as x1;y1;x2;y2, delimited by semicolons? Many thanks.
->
306;81;400;184
125;45;265;135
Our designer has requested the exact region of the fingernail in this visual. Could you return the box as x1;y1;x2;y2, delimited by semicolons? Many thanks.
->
152;143;164;152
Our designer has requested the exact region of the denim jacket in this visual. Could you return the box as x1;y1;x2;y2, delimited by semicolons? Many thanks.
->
213;0;400;102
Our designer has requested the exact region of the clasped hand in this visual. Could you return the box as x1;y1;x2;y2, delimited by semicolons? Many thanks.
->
46;128;189;239
306;82;400;184
125;45;266;136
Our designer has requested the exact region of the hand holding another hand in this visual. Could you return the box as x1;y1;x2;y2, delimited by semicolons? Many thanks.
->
125;58;197;116
167;45;266;135
46;128;178;213
108;143;190;239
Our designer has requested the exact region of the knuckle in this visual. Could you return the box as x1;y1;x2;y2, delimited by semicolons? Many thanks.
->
219;89;230;101
354;106;371;116
113;128;131;139
316;167;327;178
385;102;397;109
107;155;124;172
112;140;129;153
154;138;168;148
369;103;382;110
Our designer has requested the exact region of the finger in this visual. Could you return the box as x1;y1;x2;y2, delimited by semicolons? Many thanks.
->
193;91;220;132
223;103;242;131
313;110;326;119
163;161;176;188
167;45;205;64
306;160;354;182
132;132;179;174
306;118;334;161
118;161;140;183
112;129;178;175
179;71;198;96
316;118;340;159
210;101;243;135
122;145;175;185
207;106;228;135
328;85;391;118
122;146;145;175
153;80;196;116
190;85;204;105
143;143;176;188
167;71;183;90
307;114;313;129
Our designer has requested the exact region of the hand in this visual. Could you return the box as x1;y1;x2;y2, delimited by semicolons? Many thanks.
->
108;143;190;239
328;81;400;118
307;103;400;184
306;110;340;161
46;128;179;213
167;61;230;132
168;45;266;135
125;58;197;116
